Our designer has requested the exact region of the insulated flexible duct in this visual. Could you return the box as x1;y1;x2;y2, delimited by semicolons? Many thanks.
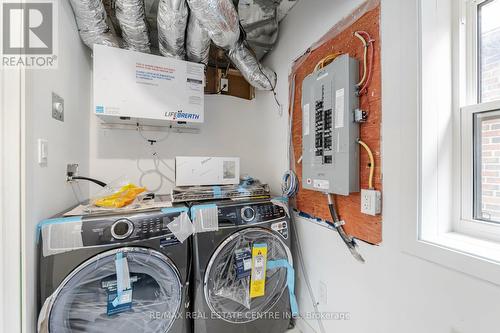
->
187;0;276;90
157;0;188;58
115;0;151;53
69;0;120;49
186;15;211;64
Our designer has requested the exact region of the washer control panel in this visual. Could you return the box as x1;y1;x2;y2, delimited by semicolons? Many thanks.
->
81;208;187;246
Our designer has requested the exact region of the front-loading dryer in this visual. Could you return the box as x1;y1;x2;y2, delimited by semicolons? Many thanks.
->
190;198;295;333
37;206;192;333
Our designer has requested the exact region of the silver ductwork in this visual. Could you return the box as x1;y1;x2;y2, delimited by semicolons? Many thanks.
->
115;0;151;53
69;0;120;49
157;0;189;59
186;15;211;64
227;41;277;91
187;0;276;90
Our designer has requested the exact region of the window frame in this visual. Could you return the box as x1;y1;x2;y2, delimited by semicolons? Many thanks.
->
459;101;500;243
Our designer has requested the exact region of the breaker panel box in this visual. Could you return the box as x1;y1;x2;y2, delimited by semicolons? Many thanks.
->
301;54;359;195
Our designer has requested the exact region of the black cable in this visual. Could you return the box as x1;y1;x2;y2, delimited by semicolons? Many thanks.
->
326;195;365;263
70;176;107;188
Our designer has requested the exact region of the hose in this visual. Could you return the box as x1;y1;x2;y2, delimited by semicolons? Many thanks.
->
70;176;107;187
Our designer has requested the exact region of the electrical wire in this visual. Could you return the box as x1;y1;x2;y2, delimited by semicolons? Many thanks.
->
137;124;172;145
70;176;107;187
354;32;368;87
314;52;342;72
282;170;299;198
357;139;375;189
354;31;375;96
326;194;365;263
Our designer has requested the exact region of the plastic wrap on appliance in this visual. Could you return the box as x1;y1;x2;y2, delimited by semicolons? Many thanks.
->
205;228;292;323
186;14;211;64
157;0;188;59
271;197;290;217
190;204;219;233
166;211;195;243
68;0;120;49
38;217;84;258
37;248;182;333
115;0;151;53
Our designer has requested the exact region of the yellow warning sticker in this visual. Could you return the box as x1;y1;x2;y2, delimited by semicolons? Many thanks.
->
250;243;268;298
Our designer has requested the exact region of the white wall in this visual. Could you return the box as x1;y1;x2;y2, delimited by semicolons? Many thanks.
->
23;0;91;331
260;0;500;333
88;95;279;195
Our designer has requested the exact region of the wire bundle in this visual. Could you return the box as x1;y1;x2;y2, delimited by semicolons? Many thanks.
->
281;170;299;198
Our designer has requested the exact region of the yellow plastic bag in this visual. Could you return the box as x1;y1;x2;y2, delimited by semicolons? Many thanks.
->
94;184;146;208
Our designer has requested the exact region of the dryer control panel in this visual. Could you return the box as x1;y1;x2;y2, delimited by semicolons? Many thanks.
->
217;201;287;226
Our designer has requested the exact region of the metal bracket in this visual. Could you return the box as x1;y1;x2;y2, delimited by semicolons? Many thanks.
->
99;122;200;134
354;108;367;123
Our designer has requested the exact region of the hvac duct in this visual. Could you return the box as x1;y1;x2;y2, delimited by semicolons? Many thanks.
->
187;0;276;90
69;0;120;49
115;0;151;53
157;0;189;59
186;15;211;64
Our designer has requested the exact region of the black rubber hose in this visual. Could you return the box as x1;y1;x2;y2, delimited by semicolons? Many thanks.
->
71;176;107;188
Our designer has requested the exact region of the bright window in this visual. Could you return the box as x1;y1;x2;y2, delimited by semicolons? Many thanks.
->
478;0;500;103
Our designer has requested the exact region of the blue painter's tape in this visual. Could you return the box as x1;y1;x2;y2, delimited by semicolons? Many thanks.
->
113;252;124;307
213;186;222;199
161;206;189;214
272;196;289;203
95;105;104;113
36;216;83;242
190;204;217;221
267;259;299;317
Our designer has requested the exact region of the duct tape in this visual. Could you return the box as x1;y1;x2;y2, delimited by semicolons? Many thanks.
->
191;204;219;233
213;186;223;199
271;197;290;217
36;216;83;242
267;259;298;317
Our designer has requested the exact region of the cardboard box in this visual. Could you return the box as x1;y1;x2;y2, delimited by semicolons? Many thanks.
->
175;157;240;186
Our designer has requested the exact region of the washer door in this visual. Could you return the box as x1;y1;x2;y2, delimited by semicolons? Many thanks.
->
42;247;182;333
204;227;292;323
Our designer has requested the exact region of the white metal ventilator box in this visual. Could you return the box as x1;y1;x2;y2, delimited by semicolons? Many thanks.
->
93;45;204;125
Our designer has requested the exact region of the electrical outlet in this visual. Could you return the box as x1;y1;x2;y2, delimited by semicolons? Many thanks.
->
37;139;48;165
220;77;229;92
318;280;328;305
361;189;382;216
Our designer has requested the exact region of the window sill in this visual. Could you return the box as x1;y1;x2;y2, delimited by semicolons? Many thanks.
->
403;231;500;286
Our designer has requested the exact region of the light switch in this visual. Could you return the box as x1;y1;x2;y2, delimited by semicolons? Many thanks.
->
38;139;48;165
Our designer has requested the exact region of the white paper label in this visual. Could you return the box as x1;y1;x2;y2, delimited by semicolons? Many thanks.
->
335;88;345;128
313;179;330;190
303;104;310;136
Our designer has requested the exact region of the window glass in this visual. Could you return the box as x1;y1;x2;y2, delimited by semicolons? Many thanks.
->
475;112;500;222
478;0;500;103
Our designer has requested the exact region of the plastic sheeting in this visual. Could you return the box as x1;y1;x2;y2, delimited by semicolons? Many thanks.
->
38;248;182;333
115;0;151;53
186;14;211;64
187;0;276;90
157;0;189;58
204;228;291;323
68;0;120;49
166;211;195;243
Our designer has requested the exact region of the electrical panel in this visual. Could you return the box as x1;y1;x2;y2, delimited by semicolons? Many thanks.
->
301;54;359;195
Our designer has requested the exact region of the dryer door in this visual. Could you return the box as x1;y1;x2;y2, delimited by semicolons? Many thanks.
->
38;247;182;333
204;227;292;323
